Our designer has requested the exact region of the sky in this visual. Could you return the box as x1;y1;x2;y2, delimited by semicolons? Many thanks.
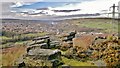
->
1;0;120;19
1;0;93;2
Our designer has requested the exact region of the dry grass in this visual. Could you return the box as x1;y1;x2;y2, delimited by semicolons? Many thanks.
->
24;57;52;66
62;56;95;66
73;35;95;49
2;45;26;66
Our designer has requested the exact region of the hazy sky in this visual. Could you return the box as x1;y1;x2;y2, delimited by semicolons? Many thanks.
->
1;0;120;19
1;0;93;2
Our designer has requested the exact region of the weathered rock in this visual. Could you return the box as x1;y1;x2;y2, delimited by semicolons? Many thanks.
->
35;39;45;44
33;36;49;41
26;49;61;61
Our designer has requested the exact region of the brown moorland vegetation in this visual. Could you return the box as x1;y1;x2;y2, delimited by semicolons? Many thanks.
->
2;45;26;66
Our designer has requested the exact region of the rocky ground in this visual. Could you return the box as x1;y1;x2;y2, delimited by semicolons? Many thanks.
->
1;18;120;67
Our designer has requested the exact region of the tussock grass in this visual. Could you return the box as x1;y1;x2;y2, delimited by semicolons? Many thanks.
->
2;45;26;66
62;56;95;66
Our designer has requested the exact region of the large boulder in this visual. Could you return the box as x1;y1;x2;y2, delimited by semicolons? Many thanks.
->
26;49;61;61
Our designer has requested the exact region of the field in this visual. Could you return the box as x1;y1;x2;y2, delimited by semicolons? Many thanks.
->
63;18;119;33
1;18;120;67
61;56;95;66
79;21;118;32
1;45;26;66
1;32;48;66
1;32;48;48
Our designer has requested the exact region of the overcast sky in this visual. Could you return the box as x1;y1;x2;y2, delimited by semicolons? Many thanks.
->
1;0;120;19
1;0;94;2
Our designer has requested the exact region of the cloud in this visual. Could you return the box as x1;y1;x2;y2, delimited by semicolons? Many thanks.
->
1;0;120;19
52;0;119;13
11;2;27;7
0;0;93;2
0;0;43;2
78;0;119;13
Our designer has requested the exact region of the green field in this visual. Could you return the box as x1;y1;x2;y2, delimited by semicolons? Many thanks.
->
69;19;119;33
61;56;95;66
1;32;48;48
79;21;118;33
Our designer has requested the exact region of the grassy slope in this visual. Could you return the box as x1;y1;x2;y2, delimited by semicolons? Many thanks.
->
1;32;48;48
1;32;48;41
1;45;26;66
0;36;11;40
1;32;48;66
70;19;118;33
23;32;48;37
62;57;95;66
80;22;118;32
24;57;52;66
